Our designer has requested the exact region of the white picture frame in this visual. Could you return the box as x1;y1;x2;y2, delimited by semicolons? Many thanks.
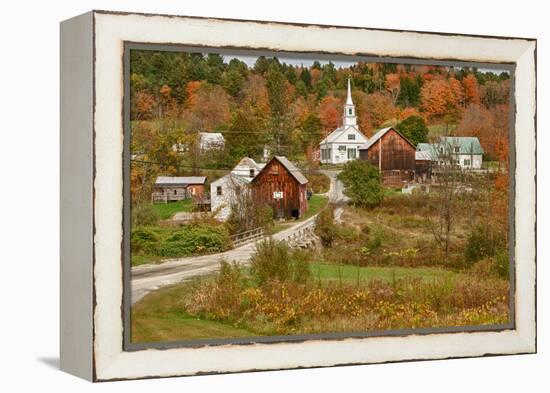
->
60;10;536;381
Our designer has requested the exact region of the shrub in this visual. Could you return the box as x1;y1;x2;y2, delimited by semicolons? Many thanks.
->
308;172;330;194
315;205;336;247
337;160;383;208
131;227;160;254
250;238;311;284
131;203;160;227
464;223;506;264
158;224;230;258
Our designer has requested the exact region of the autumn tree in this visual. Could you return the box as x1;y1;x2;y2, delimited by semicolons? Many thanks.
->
385;73;401;104
420;79;459;125
462;74;480;105
364;92;397;129
318;95;342;133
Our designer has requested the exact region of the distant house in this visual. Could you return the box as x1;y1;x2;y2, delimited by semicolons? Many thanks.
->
152;176;207;203
251;156;309;219
172;131;225;153
210;173;248;221
231;157;265;182
417;136;484;169
199;132;225;151
319;79;369;164
358;126;416;185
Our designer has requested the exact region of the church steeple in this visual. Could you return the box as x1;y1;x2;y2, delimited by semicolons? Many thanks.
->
343;78;357;127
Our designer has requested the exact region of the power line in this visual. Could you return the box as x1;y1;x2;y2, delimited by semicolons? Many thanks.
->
130;158;325;174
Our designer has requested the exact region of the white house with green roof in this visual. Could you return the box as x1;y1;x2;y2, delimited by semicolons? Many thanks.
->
417;136;484;169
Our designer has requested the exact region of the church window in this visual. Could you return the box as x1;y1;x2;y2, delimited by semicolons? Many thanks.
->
347;134;355;140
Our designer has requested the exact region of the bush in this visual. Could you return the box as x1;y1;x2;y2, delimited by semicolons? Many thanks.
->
337;160;383;208
464;223;506;265
314;205;336;247
250;238;311;284
131;227;161;254
158;224;230;258
131;203;160;227
308;172;330;194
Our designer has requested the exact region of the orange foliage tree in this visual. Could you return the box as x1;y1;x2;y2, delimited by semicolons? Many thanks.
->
318;95;342;133
462;74;480;105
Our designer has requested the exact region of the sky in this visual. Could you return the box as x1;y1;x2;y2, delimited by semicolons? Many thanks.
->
223;54;509;75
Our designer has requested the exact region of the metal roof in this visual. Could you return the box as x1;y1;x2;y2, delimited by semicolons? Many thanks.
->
415;150;432;161
155;176;207;186
440;136;484;155
358;126;416;151
262;156;308;185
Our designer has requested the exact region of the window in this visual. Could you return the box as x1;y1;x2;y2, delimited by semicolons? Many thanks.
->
321;148;332;160
174;189;177;195
347;134;355;140
348;108;353;115
216;186;222;196
249;168;255;178
270;164;279;175
347;148;357;159
464;159;471;167
339;145;346;152
191;187;196;195
454;147;460;153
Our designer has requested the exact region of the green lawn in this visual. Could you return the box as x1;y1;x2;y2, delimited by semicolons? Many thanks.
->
309;263;458;283
131;282;256;343
153;200;194;219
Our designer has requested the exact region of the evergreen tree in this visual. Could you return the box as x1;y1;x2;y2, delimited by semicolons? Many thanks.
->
395;115;429;146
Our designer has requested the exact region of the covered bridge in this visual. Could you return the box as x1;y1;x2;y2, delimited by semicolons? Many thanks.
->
251;156;309;220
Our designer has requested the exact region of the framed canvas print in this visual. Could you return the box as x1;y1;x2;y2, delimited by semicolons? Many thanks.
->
60;10;537;381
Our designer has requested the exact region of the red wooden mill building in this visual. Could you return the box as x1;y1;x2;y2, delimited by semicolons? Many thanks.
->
251;156;309;219
358;127;416;186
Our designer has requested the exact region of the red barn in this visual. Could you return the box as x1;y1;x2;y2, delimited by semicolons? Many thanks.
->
358;127;416;186
251;156;309;219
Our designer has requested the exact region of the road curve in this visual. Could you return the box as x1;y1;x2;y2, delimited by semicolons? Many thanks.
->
130;169;347;304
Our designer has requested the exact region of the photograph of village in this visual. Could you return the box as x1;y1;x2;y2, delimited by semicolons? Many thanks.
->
128;49;512;344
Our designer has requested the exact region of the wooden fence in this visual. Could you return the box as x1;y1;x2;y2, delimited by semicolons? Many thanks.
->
230;227;265;248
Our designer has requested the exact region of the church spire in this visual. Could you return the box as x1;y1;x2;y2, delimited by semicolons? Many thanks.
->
343;78;357;127
346;78;353;105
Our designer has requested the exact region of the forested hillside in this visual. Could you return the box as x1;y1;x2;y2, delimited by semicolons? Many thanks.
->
130;50;511;194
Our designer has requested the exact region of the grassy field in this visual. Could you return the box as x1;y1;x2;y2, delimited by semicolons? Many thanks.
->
310;263;458;283
131;283;256;343
131;263;466;343
153;200;194;219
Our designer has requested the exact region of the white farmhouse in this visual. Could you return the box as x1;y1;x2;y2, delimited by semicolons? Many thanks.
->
210;173;248;221
319;79;369;164
417;136;484;169
231;157;265;182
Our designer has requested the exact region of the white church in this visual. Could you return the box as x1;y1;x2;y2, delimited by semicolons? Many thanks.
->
319;79;369;164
